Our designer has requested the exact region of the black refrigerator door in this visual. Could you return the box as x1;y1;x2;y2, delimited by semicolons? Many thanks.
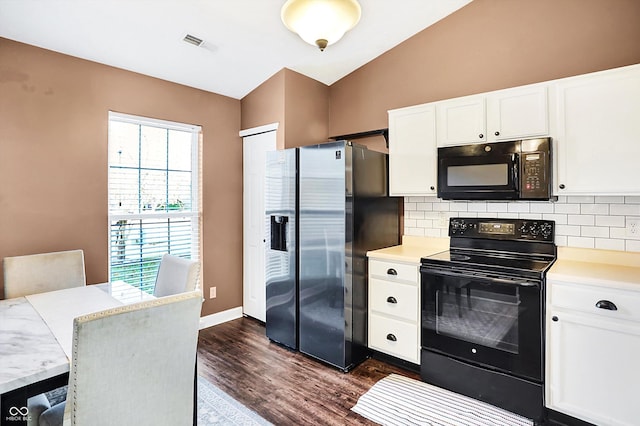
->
265;148;298;350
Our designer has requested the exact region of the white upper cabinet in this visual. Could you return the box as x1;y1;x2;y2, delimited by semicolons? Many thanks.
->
486;85;549;141
554;64;640;195
436;85;549;147
436;95;486;146
387;63;640;198
388;104;437;196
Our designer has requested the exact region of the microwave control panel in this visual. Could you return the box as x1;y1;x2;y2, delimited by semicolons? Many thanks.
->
520;150;549;199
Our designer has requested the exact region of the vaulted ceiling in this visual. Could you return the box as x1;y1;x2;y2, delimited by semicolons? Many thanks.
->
0;0;472;99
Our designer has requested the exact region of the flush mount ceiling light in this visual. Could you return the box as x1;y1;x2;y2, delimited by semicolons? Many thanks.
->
281;0;361;51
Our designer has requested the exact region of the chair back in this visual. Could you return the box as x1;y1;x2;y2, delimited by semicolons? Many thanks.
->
3;249;86;299
63;290;202;425
153;254;200;297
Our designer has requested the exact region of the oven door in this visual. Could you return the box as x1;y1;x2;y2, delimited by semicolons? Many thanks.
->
437;153;520;200
421;266;542;382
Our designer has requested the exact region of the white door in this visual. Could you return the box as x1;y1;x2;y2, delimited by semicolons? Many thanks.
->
242;128;277;321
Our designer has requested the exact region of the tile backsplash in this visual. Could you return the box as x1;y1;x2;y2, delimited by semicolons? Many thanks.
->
404;196;640;252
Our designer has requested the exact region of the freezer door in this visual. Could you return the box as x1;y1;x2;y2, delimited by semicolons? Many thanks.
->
298;142;348;369
265;148;298;350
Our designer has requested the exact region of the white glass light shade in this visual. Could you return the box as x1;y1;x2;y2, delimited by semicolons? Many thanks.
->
281;0;361;51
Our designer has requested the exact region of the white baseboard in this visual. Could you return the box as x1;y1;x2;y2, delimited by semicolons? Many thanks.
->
199;306;244;330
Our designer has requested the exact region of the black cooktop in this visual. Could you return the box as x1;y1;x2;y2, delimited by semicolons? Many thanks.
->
420;218;557;279
422;248;555;276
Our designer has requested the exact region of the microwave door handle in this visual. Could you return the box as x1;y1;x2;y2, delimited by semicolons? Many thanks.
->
511;153;519;190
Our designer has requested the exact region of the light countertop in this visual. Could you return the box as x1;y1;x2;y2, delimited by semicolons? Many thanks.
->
367;236;449;264
548;247;640;290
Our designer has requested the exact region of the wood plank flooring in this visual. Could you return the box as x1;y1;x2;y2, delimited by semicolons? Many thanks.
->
197;316;420;425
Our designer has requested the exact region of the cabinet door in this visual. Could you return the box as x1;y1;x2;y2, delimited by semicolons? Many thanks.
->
436;95;486;146
388;104;437;196
555;64;640;195
487;85;548;141
546;310;640;425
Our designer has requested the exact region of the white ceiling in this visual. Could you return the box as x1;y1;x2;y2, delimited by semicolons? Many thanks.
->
0;0;472;100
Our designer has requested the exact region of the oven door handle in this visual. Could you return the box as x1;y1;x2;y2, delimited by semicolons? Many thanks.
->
423;268;539;288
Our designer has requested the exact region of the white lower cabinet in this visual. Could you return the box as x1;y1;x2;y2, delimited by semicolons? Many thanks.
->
546;280;640;425
368;259;420;363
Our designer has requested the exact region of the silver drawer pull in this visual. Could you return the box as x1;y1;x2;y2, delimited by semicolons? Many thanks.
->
387;268;397;276
386;333;397;342
386;296;398;304
595;300;618;311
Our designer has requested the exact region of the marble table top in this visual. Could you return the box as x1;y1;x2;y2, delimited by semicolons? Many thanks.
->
0;297;69;394
0;282;155;395
26;286;122;357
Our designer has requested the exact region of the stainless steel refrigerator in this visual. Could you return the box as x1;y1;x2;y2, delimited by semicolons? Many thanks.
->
265;141;400;371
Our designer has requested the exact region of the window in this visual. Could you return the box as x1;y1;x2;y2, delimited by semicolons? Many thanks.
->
108;112;201;294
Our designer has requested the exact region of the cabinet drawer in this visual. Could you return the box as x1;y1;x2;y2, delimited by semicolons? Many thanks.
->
549;281;640;323
369;260;418;284
369;314;419;363
370;278;418;322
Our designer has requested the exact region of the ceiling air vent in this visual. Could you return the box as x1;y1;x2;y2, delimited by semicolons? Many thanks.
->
183;34;204;47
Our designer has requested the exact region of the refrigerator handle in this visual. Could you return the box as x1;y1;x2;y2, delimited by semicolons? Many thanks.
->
270;215;289;251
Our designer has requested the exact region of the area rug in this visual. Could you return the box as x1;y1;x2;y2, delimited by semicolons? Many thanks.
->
46;379;272;426
197;376;273;426
351;374;533;426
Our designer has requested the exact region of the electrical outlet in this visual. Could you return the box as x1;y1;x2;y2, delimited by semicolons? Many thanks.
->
209;287;217;299
626;218;640;238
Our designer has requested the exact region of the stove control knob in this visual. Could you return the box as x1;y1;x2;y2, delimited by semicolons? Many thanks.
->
519;222;530;235
529;223;540;236
541;223;553;239
451;219;466;234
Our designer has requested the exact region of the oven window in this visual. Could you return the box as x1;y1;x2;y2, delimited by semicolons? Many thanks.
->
447;164;508;186
435;285;520;354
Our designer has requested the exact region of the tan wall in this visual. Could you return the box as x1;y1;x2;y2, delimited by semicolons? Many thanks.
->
283;69;329;148
329;0;640;135
241;68;329;149
0;38;241;316
240;69;286;148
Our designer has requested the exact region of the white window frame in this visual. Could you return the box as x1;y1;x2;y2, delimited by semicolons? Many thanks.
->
107;111;201;292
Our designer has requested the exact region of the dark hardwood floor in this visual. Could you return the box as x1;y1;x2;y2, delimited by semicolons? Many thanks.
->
197;316;420;425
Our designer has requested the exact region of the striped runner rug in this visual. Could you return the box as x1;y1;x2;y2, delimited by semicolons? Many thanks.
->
352;374;534;426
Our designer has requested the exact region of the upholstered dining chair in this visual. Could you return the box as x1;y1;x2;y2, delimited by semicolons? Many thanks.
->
36;290;203;426
153;253;200;297
3;249;86;299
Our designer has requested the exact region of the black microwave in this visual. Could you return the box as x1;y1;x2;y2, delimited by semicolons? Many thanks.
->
437;138;552;201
